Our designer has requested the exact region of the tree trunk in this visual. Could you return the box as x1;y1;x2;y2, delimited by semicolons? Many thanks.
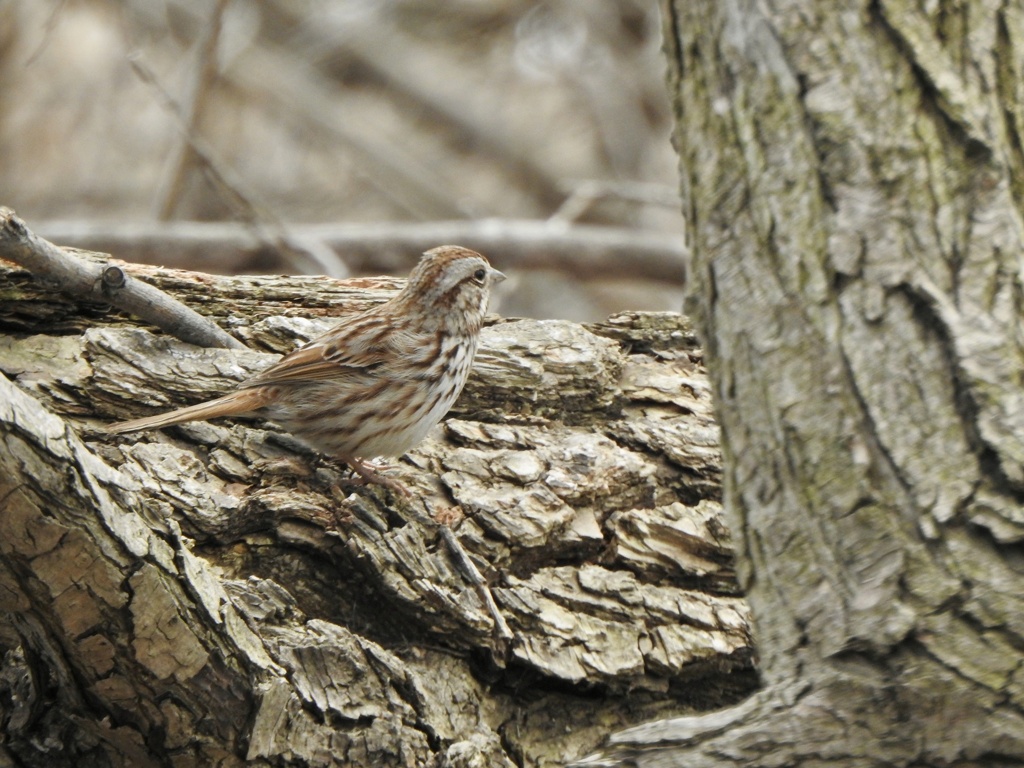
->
0;247;753;766
577;1;1024;765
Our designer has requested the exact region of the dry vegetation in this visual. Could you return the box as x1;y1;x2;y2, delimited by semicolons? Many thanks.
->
0;0;685;320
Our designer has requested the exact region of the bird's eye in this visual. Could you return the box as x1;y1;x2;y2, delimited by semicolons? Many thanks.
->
473;268;486;281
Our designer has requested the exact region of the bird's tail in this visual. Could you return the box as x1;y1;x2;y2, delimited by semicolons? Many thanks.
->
104;388;272;434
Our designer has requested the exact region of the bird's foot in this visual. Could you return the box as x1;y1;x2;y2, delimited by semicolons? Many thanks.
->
343;457;412;498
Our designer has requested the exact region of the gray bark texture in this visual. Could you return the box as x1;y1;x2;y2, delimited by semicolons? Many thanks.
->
576;0;1024;765
0;250;753;766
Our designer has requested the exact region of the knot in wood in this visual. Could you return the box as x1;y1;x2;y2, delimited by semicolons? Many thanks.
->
101;265;127;290
3;209;26;236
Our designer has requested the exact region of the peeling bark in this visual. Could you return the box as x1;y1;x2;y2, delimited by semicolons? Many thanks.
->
0;256;750;765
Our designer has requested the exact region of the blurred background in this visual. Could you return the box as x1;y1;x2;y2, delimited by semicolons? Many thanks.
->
0;0;686;321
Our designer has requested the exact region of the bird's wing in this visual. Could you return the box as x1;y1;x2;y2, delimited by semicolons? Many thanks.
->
243;316;420;386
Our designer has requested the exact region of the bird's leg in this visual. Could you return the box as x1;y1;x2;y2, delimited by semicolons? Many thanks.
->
342;456;411;497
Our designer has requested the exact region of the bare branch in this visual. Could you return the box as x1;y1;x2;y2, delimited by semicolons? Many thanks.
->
268;0;568;212
224;39;477;221
153;0;231;221
437;523;514;648
128;52;350;278
33;218;688;283
0;208;244;350
550;180;682;223
24;0;69;66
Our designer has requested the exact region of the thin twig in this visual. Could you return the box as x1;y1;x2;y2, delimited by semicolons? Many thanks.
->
128;52;350;278
154;0;231;221
0;208;244;350
25;0;69;66
438;524;514;645
159;0;473;219
271;0;567;212
550;180;682;223
224;40;475;221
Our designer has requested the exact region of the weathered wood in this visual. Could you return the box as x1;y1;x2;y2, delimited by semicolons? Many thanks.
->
0;254;751;766
0;209;243;349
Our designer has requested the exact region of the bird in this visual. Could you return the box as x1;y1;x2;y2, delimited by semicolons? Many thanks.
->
105;245;505;494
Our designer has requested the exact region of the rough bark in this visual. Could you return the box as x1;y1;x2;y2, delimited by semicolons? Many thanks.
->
575;1;1024;765
0;253;753;766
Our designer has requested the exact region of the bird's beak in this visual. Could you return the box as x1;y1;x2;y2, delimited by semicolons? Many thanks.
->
490;267;507;284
